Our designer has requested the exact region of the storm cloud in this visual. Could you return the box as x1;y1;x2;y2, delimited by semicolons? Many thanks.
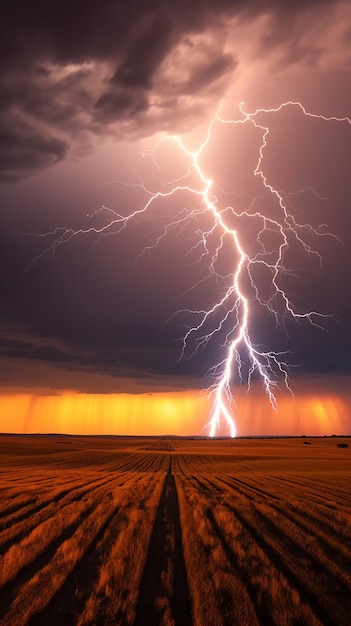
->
1;0;348;181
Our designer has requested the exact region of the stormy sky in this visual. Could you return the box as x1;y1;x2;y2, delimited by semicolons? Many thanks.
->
1;0;351;404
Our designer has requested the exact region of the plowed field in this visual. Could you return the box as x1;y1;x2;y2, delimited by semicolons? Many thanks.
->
0;435;350;625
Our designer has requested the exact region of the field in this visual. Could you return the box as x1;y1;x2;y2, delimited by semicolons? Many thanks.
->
0;435;350;625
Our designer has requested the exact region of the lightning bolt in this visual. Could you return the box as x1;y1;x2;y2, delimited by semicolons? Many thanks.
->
30;101;350;437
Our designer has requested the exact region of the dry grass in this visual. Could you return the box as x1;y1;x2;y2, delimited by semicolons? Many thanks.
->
0;435;350;625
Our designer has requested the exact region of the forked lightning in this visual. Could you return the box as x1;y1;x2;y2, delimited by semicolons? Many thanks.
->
31;102;351;436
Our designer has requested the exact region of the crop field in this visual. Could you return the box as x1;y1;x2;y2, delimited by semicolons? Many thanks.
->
0;435;350;625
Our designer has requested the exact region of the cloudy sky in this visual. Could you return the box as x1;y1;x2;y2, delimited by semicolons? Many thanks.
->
1;0;350;435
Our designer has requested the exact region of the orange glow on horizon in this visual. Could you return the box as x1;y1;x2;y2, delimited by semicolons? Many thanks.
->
0;387;349;437
0;391;208;436
236;392;350;437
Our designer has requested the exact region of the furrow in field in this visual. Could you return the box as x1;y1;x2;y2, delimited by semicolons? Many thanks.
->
271;474;350;509
218;472;351;591
273;499;351;566
223;486;349;625
77;472;165;626
176;473;261;626
28;501;126;625
214;470;351;544
254;500;351;594
238;473;351;542
0;490;122;626
190;473;346;626
190;473;328;625
0;473;123;555
250;504;351;625
252;473;350;509
218;473;282;503
207;504;322;626
0;495;102;620
0;496;39;523
134;460;192;626
216;466;351;565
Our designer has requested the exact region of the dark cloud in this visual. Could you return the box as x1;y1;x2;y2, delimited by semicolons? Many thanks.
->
0;335;82;367
0;0;345;181
111;14;175;89
94;88;149;120
0;0;350;398
0;115;68;182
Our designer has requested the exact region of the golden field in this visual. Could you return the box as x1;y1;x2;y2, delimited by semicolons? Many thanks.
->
0;435;350;625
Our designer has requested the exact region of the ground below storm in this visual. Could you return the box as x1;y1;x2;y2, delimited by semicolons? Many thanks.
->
0;434;350;626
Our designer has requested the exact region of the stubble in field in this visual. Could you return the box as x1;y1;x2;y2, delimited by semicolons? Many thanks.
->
0;435;350;625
